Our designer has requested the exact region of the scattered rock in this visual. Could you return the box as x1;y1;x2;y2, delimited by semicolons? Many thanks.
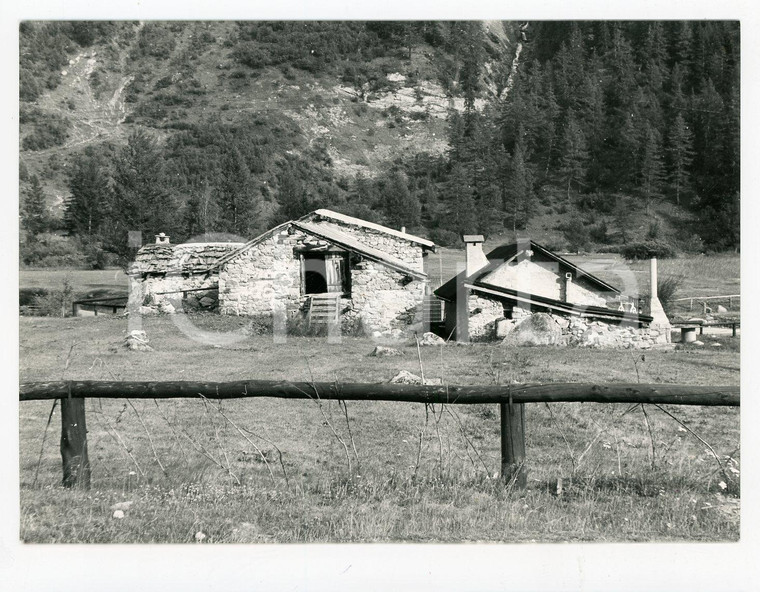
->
716;305;728;313
110;501;134;512
194;531;206;542
496;319;516;338
418;332;445;346
711;342;723;347
199;296;216;307
158;301;176;314
390;370;422;384
112;510;125;519
110;501;133;512
369;346;403;357
389;370;442;385
693;340;704;346
502;312;565;347
124;330;154;352
138;306;156;316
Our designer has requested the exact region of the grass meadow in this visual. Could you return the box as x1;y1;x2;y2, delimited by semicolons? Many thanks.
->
19;312;740;543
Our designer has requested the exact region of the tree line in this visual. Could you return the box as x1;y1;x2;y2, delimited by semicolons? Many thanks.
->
432;21;739;250
20;21;739;268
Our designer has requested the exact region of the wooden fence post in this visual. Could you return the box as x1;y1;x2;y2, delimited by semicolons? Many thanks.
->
60;395;90;488
500;401;527;488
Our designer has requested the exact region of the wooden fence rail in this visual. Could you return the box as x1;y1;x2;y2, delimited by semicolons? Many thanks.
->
20;380;740;490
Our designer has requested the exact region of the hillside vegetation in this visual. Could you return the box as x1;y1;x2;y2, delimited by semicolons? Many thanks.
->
18;21;739;268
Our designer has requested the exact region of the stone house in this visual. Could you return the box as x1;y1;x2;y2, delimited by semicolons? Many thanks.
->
434;236;671;348
128;234;244;314
128;210;437;334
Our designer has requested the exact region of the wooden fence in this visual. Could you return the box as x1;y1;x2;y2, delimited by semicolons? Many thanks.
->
20;380;740;489
72;296;128;317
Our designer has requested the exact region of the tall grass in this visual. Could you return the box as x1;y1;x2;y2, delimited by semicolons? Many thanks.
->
19;316;740;543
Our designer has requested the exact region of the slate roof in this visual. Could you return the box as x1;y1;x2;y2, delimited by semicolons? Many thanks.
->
435;239;620;301
305;209;436;250
292;221;426;279
129;242;244;276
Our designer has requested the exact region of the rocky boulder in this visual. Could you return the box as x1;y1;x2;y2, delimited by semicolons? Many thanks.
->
369;346;404;357
418;332;446;346
502;313;566;347
124;330;153;352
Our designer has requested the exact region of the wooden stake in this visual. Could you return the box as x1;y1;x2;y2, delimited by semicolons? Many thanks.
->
60;396;90;488
500;401;527;488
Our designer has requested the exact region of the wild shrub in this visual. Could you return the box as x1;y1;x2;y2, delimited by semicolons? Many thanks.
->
21;114;70;151
561;216;591;252
656;274;685;314
31;276;75;317
621;241;677;260
20;234;88;268
589;220;609;244
286;313;327;337
428;228;460;248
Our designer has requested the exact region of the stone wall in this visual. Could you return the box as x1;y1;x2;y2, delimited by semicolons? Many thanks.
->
465;294;659;349
467;294;505;341
218;228;303;317
129;273;220;314
350;260;426;333
218;224;427;334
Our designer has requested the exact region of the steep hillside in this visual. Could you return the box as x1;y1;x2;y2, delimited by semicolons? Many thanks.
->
19;21;739;269
20;21;513;217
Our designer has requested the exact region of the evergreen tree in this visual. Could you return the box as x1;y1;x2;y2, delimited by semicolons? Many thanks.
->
667;113;695;205
64;150;109;236
379;170;420;228
276;162;310;222
21;175;48;239
443;163;477;235
504;134;534;232
559;110;589;200
638;123;666;215
217;147;259;236
105;130;175;264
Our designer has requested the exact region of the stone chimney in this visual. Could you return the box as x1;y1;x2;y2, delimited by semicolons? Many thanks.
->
463;235;489;276
648;257;672;343
155;233;170;245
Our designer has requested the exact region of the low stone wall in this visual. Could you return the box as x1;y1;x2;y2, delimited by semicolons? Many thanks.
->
469;297;660;349
468;294;505;341
129;273;220;314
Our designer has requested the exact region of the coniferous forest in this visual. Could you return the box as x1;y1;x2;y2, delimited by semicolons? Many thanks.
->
18;21;739;267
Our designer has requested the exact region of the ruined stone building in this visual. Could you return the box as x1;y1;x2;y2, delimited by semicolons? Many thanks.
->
434;236;671;348
128;210;437;334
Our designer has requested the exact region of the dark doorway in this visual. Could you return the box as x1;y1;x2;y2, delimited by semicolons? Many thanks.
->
300;252;349;295
304;260;328;293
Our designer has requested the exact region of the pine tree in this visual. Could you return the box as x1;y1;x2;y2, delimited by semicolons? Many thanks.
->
504;134;534;232
379;170;420;228
64;150;109;236
443;163;477;235
559;110;589;200
105;130;175;264
276;162;310;222
21;175;48;239
639;123;666;215
217;147;259;236
667;113;695;205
